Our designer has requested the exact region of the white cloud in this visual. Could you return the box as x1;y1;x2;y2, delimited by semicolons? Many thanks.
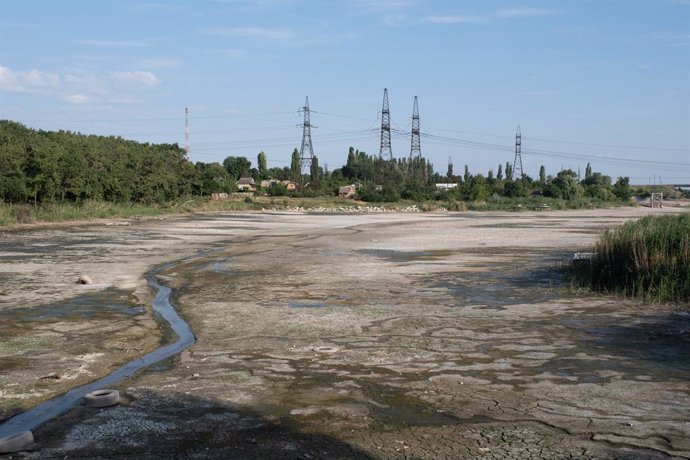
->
202;25;355;46
383;14;408;26
63;94;90;104
496;7;560;18
416;7;561;27
0;65;59;93
353;0;416;9
0;65;160;105
75;39;153;47
64;73;99;85
204;26;296;40
422;15;486;24
111;71;160;87
134;58;180;69
216;49;246;58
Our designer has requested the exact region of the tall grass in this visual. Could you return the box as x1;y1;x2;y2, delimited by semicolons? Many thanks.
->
572;214;690;304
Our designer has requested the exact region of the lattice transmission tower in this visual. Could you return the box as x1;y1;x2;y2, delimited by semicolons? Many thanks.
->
299;96;315;179
513;125;523;179
379;88;393;159
409;96;421;160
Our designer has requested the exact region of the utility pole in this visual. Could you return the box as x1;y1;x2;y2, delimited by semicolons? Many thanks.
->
298;96;315;184
513;125;523;180
184;107;190;154
379;88;393;160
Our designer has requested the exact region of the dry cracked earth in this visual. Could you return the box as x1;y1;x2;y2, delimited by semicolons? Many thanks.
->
0;208;688;459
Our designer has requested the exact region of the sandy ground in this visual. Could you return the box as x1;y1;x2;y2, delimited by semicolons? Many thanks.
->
0;207;688;459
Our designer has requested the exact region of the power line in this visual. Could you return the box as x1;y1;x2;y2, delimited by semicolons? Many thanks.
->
524;136;690;153
20;111;296;124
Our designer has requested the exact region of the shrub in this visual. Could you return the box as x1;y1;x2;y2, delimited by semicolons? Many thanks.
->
571;214;690;304
16;205;34;224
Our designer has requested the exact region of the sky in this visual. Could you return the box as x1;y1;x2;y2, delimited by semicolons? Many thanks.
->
1;0;689;184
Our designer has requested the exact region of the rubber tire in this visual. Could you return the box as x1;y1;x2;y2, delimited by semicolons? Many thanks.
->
84;389;120;408
0;431;34;453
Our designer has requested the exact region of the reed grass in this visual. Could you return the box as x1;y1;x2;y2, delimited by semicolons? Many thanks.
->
572;214;690;304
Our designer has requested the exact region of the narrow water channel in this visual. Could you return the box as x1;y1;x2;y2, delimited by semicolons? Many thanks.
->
0;264;196;438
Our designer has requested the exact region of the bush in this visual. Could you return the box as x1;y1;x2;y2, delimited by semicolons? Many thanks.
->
267;183;288;196
571;214;690;304
16;205;34;224
443;200;466;211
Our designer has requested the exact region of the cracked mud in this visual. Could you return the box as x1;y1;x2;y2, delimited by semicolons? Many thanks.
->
1;208;688;459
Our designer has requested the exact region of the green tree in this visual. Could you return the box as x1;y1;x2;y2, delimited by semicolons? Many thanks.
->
613;176;632;200
290;148;301;183
467;175;489;201
223;156;251;180
196;162;229;195
505;162;513;181
539;165;546;185
552;169;583;200
310;155;320;186
257;151;267;179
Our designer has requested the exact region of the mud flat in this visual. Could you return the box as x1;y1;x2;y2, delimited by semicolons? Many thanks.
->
1;208;688;459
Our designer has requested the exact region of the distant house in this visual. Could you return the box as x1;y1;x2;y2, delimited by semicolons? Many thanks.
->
435;183;457;190
281;180;297;191
260;179;280;189
236;177;256;191
339;185;356;199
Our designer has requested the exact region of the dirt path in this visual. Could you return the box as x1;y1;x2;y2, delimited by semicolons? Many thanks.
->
1;208;688;458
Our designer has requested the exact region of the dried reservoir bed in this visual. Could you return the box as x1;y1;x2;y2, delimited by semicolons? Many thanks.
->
1;208;688;459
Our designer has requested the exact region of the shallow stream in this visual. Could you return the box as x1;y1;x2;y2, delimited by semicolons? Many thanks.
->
0;264;196;438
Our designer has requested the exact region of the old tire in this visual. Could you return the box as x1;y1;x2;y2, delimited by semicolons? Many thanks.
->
0;431;34;453
77;275;93;285
84;389;120;408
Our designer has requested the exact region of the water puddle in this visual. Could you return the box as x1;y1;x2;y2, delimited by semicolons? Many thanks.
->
0;289;143;323
288;300;330;309
361;249;454;263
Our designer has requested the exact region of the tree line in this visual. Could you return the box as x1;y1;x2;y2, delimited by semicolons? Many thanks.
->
0;120;195;203
1;120;637;205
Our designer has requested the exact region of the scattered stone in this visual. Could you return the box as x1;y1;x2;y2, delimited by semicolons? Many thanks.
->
312;346;339;354
573;252;595;262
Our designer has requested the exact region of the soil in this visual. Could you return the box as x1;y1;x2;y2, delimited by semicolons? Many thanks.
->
0;207;688;459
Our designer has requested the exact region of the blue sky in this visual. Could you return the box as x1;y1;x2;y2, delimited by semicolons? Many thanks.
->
1;0;689;183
